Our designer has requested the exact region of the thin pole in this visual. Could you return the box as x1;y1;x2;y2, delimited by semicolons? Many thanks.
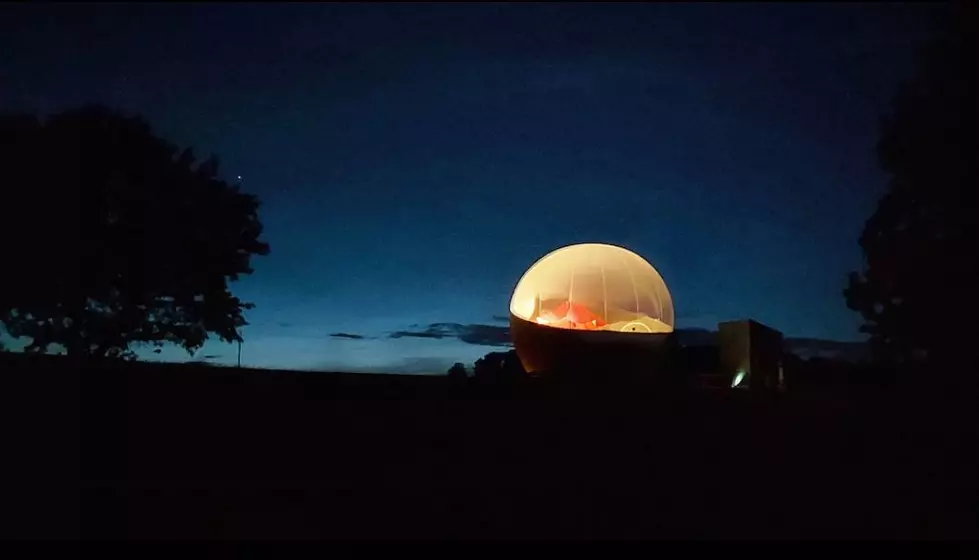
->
601;265;607;321
237;339;242;368
568;267;575;306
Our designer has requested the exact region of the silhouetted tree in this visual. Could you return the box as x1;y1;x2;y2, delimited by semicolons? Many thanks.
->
473;349;525;384
447;362;468;380
844;4;977;367
0;105;270;359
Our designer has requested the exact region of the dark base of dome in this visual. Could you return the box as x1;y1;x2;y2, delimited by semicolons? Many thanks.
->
510;314;676;381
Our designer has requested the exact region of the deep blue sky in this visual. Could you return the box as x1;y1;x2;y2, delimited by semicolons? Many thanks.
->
0;3;945;372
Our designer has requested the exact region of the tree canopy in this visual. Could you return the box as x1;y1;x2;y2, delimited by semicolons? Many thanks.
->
844;3;977;366
0;105;270;358
447;362;468;379
473;350;525;383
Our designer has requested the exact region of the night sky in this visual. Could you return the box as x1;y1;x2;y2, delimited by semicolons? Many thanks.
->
0;3;944;373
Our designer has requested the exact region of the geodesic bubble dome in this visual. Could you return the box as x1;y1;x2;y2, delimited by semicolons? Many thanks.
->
509;243;674;334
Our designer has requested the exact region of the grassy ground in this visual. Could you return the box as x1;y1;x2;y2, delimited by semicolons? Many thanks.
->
5;353;978;539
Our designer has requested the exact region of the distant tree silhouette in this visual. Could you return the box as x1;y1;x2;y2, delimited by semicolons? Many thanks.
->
473;349;525;383
844;3;977;367
447;362;468;379
0;105;270;359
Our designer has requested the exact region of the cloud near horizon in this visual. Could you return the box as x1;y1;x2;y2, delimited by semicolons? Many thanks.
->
330;332;367;340
389;323;512;347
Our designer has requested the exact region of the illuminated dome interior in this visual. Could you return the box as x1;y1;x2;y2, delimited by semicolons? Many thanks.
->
509;243;674;334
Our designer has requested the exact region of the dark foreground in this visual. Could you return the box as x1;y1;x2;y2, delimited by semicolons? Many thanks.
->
8;354;979;539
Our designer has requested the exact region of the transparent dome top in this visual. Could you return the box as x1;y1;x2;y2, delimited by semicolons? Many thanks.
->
510;243;674;334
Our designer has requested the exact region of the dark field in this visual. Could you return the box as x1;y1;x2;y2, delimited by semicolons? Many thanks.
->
7;353;978;539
